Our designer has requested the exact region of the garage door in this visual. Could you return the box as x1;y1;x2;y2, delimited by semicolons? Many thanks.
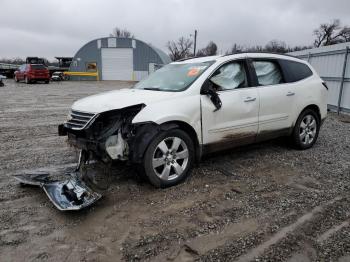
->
101;48;133;80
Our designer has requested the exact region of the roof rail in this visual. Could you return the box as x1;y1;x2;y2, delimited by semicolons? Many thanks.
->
223;51;297;58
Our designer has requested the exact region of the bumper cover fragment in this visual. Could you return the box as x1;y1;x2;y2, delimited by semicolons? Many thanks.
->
14;172;102;211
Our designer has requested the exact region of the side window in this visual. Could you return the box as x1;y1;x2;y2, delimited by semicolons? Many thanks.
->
210;62;248;91
279;59;313;83
252;60;283;86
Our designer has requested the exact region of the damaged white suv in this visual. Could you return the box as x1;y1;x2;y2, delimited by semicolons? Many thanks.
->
59;53;327;188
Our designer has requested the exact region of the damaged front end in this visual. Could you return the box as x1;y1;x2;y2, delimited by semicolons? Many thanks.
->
15;104;150;211
59;104;147;163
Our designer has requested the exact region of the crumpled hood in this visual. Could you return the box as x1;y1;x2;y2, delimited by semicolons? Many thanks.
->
72;88;182;113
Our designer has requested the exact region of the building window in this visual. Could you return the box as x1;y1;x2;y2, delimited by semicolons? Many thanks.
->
108;38;117;48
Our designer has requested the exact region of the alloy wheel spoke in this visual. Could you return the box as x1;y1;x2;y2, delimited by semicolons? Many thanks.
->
300;121;307;129
300;130;307;139
176;149;188;159
172;162;183;175
310;119;316;129
306;115;312;124
310;130;317;138
171;137;182;152
160;165;171;180
157;140;169;154
153;157;165;168
305;134;310;144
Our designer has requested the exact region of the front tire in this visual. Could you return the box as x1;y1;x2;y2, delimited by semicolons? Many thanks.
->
14;75;19;82
291;109;320;150
143;129;195;188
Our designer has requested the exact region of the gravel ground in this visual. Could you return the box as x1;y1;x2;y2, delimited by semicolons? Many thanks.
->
0;79;350;262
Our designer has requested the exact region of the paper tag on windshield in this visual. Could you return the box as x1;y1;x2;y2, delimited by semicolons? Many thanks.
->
187;68;199;77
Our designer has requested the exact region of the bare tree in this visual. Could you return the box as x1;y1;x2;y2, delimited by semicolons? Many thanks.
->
313;19;350;47
167;37;193;61
196;41;218;57
264;40;288;53
226;44;246;54
110;27;134;38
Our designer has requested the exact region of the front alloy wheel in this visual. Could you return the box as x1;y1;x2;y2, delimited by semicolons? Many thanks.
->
152;137;189;181
143;129;194;188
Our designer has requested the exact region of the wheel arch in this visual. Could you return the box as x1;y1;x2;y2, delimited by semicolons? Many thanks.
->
128;120;202;165
300;104;321;121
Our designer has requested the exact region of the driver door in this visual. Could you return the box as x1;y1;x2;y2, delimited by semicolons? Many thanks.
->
201;59;260;153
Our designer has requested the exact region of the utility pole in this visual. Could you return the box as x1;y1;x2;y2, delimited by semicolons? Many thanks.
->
193;30;197;56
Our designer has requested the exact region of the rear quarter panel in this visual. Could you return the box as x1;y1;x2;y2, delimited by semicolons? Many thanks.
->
292;74;327;127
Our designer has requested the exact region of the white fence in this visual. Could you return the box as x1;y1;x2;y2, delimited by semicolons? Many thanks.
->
289;42;350;114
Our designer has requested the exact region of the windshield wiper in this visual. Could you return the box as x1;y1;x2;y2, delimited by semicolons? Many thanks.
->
143;87;162;91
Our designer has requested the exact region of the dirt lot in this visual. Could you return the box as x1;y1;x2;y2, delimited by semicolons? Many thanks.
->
1;79;350;262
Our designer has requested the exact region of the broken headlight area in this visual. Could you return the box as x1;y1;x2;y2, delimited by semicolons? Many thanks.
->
59;104;145;162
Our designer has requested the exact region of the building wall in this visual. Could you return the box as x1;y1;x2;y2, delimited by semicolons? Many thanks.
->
69;37;169;81
289;42;350;113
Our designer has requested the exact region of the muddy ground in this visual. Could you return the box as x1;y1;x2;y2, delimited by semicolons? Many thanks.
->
0;79;350;262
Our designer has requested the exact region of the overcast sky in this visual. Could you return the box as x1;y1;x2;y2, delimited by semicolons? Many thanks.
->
1;0;350;60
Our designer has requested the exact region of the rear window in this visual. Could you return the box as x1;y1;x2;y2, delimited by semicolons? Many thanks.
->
30;64;46;70
279;59;313;83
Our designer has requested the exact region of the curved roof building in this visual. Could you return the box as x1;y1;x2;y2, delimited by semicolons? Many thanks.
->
69;37;171;81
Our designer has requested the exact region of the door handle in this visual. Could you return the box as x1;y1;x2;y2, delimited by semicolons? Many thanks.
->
286;91;295;96
244;97;256;102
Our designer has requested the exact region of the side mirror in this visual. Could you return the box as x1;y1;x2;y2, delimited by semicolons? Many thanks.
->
201;80;222;111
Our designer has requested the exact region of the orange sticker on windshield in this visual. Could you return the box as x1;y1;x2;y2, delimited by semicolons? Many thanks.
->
187;68;200;77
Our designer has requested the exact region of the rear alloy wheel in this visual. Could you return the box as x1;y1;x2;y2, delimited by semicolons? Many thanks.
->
143;129;194;188
291;109;320;149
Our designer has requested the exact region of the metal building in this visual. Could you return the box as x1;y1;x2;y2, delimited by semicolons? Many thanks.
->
289;42;350;114
69;37;171;81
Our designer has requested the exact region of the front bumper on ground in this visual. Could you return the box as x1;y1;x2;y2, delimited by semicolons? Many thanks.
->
13;172;102;211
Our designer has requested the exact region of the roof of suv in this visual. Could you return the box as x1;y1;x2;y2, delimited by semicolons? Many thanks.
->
174;52;303;64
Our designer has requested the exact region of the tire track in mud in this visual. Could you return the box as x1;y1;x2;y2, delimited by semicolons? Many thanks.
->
234;197;343;262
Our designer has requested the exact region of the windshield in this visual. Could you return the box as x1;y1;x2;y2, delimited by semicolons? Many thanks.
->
134;61;214;92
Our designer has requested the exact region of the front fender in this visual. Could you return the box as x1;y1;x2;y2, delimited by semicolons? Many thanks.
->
132;94;201;139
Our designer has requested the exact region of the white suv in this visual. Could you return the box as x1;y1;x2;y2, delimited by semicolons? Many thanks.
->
59;53;328;188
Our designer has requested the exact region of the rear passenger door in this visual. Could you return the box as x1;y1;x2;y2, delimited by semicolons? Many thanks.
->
249;59;297;141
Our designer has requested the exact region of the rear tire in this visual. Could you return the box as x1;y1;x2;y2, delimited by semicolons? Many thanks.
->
290;109;320;150
14;76;19;82
143;129;195;188
45;80;49;84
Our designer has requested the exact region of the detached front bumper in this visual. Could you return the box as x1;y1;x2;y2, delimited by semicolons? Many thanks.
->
14;171;102;211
